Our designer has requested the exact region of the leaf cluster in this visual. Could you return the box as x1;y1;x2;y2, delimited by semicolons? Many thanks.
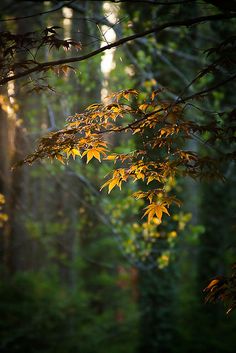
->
204;264;236;314
18;89;235;223
0;26;81;83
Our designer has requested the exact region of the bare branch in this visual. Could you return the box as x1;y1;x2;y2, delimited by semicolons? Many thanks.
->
0;1;76;22
182;73;236;102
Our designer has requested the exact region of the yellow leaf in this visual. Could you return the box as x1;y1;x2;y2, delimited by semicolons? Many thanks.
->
133;191;146;199
86;149;101;163
151;91;156;101
56;154;65;164
139;103;149;112
135;171;145;181
159;128;167;137
72;148;81;156
71;148;81;159
147;176;155;184
82;148;104;163
100;177;119;193
97;141;108;147
105;154;117;161
111;106;120;113
100;180;110;191
148;209;156;223
206;279;220;290
142;203;170;223
92;149;101;162
133;128;141;134
154;207;163;221
86;103;102;111
86;150;94;163
108;178;120;193
161;205;170;216
123;93;130;100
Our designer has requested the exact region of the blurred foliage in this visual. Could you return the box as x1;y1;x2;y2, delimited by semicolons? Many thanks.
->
0;194;8;227
0;271;138;353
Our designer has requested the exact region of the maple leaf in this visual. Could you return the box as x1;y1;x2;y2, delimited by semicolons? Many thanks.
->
64;147;81;159
100;177;121;193
132;191;147;200
142;203;170;223
82;148;104;163
139;103;149;112
100;169;128;193
105;154;117;161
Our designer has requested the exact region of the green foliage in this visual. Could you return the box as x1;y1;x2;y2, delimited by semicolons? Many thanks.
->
0;272;84;353
0;267;138;353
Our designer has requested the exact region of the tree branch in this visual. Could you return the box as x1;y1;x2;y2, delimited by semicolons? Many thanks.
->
181;73;236;102
90;73;236;136
1;12;235;86
108;0;196;4
0;0;76;22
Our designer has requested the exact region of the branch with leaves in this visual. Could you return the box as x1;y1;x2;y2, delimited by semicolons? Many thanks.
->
204;264;236;314
17;89;235;224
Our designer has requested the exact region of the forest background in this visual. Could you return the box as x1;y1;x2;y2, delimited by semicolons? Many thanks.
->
0;1;236;353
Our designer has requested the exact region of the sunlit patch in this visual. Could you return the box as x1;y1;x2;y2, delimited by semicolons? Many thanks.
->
63;7;73;39
101;2;119;101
